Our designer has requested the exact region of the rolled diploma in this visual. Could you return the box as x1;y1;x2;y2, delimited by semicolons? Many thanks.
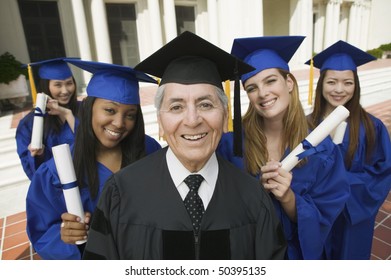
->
52;143;86;245
331;121;347;144
281;105;349;171
31;93;47;149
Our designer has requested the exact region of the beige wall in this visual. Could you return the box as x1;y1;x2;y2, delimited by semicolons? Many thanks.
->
0;0;29;63
368;0;391;49
263;0;290;35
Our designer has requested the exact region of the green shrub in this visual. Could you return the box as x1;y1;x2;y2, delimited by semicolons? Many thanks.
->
0;52;28;84
367;48;383;58
379;43;391;51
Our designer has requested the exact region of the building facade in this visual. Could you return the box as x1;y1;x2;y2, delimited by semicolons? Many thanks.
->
1;0;390;88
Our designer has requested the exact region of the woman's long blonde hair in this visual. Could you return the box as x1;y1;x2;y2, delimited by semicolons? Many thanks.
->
242;69;308;175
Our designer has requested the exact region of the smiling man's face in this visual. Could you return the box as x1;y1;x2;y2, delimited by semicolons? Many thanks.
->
158;83;227;172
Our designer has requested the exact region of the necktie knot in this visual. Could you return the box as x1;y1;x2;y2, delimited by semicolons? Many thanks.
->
184;174;204;192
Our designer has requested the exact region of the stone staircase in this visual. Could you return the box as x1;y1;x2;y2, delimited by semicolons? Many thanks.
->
0;113;29;218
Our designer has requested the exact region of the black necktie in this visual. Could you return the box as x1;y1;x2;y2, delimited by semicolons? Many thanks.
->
183;174;205;233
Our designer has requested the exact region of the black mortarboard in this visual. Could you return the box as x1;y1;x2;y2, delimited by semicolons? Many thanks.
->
134;31;254;157
134;31;254;88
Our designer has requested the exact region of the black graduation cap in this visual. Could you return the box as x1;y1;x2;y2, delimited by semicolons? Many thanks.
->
134;31;254;157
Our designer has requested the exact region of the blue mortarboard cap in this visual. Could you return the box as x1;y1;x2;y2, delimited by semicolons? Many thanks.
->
306;40;376;71
231;36;305;83
64;58;157;105
27;57;78;80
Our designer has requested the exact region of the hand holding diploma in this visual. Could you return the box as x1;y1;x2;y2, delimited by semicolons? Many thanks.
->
281;105;350;171
30;93;48;149
60;212;90;245
331;121;347;144
52;143;87;245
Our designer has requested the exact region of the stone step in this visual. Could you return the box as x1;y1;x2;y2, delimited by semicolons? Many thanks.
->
0;142;17;157
0;128;16;139
0;161;26;180
365;99;391;111
0;131;16;149
0;157;20;170
0;180;29;219
0;174;29;190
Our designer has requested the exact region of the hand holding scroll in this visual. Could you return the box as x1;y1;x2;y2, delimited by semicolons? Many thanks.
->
60;212;91;245
281;105;350;171
30;93;48;149
52;143;86;245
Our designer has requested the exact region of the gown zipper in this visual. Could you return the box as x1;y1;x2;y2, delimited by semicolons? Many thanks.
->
194;232;200;260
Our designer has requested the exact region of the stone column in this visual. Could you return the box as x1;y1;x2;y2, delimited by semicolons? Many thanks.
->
162;0;177;42
347;1;358;44
290;0;313;65
147;0;163;49
324;0;341;47
359;1;371;50
90;0;112;62
70;0;92;84
207;0;219;45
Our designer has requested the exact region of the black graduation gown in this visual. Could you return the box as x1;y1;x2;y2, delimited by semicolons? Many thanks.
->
83;148;287;260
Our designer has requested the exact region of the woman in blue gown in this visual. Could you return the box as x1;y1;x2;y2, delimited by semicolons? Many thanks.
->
306;40;391;259
26;60;161;260
217;36;350;259
16;58;81;180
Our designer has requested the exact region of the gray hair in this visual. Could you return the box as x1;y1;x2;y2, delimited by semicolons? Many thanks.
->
154;84;228;111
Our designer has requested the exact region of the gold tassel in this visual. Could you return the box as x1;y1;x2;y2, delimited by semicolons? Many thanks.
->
224;80;233;132
308;58;314;105
27;64;38;106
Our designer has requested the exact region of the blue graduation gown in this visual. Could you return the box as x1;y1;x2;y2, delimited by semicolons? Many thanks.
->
26;135;161;260
326;115;391;259
217;132;350;259
15;105;80;180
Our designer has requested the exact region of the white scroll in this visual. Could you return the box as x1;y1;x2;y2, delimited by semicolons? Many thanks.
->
281;105;350;171
331;121;347;144
52;143;86;245
31;93;48;149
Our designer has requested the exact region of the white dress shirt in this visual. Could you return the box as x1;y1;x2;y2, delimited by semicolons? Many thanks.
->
166;147;218;209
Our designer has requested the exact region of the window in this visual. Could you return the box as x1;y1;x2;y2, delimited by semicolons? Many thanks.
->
175;6;195;35
18;0;66;62
106;3;139;66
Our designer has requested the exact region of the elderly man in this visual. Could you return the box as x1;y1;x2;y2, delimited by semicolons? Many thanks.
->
83;31;286;260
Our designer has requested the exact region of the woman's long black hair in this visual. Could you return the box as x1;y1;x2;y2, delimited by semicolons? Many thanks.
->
38;78;79;136
73;97;146;199
308;70;375;168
